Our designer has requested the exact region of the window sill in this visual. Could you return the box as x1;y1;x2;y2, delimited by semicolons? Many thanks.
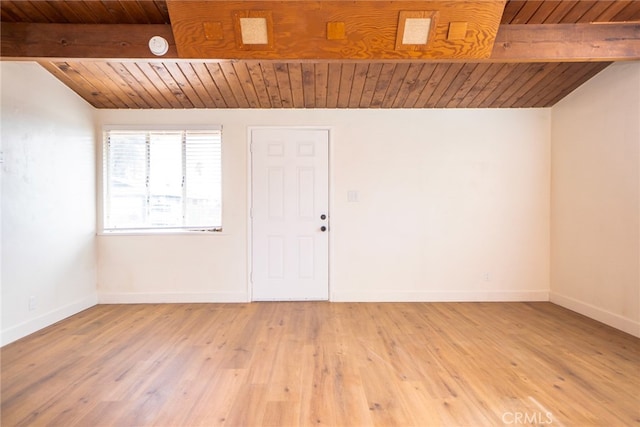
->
98;228;224;236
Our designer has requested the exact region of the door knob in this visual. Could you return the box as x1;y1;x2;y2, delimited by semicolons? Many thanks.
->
320;214;327;220
320;226;327;232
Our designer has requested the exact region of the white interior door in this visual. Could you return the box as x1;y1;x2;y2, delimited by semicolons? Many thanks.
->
251;128;329;301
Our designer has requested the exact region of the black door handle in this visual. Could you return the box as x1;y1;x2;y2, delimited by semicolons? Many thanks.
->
320;226;327;232
320;214;327;220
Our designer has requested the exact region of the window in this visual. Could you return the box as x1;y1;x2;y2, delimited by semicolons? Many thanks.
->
102;127;222;233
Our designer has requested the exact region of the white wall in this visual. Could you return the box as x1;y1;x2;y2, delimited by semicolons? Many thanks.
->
551;62;640;337
96;108;550;303
1;62;97;345
6;59;638;339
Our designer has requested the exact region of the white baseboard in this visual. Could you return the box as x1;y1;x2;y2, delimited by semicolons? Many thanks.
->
98;291;249;304
550;292;640;338
331;290;549;302
1;293;98;347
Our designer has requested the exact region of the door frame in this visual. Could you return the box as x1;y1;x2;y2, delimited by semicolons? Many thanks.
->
246;126;334;302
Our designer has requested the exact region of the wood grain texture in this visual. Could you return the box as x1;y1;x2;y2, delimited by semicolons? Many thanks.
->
5;21;639;62
492;23;640;62
37;60;610;109
501;0;640;24
2;302;639;426
0;22;178;59
0;0;170;24
2;0;632;110
3;1;636;27
167;0;506;60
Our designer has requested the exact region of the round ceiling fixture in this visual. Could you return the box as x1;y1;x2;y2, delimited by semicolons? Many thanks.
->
148;36;169;56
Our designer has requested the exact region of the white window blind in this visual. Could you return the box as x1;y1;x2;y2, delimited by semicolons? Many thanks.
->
103;128;222;232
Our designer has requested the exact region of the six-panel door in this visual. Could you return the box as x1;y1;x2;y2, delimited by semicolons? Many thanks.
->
251;128;329;301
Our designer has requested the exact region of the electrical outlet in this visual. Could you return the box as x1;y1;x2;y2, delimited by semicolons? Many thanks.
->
28;296;37;311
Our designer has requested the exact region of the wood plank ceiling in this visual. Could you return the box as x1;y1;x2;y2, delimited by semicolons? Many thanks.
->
2;0;639;109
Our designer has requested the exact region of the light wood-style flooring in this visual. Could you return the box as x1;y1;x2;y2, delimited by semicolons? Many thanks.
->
2;302;639;426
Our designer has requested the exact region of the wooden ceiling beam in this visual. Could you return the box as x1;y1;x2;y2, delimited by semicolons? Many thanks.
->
1;22;639;62
492;22;640;62
0;23;177;60
167;0;506;60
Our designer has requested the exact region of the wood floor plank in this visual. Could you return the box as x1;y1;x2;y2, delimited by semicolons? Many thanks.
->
1;302;638;426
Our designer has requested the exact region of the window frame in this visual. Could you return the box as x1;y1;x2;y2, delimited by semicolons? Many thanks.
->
99;125;223;235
